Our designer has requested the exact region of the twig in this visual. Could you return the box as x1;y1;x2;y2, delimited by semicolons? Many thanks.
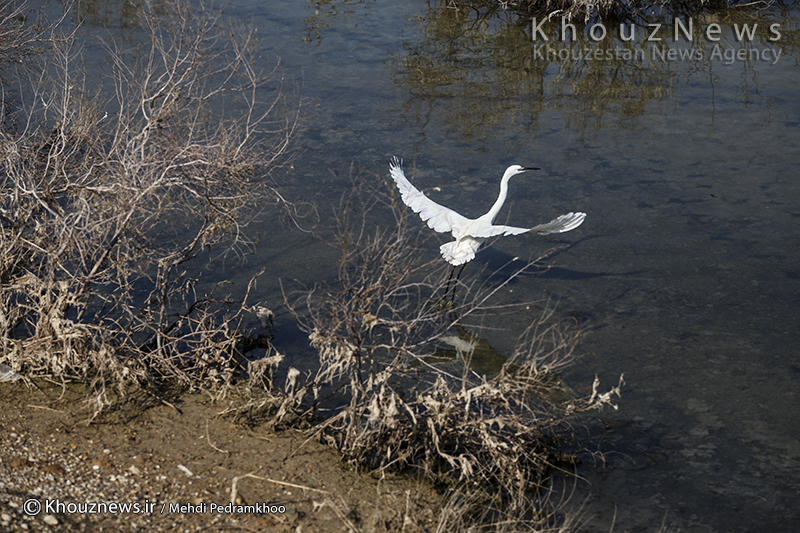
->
229;472;330;505
205;420;230;455
26;405;66;413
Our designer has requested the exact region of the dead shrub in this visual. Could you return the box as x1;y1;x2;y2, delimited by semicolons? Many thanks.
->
283;166;623;530
0;0;297;412
0;1;49;69
445;0;772;23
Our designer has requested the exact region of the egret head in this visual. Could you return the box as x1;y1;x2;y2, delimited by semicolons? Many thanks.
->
503;164;541;181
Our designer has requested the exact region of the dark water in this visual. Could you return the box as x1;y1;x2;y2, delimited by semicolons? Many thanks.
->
58;1;800;531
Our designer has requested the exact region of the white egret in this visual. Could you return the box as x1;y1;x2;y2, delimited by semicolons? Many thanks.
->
389;157;586;267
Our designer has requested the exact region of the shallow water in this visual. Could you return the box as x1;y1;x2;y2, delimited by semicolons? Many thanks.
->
56;1;800;531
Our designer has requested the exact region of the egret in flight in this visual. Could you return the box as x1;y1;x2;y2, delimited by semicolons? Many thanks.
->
389;157;586;268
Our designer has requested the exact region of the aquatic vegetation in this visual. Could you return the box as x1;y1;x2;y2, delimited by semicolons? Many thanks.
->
446;0;778;22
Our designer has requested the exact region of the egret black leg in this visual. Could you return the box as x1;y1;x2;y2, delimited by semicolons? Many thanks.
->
443;265;456;302
450;264;466;303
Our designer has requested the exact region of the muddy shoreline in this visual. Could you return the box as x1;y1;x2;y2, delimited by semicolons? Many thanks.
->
0;383;440;532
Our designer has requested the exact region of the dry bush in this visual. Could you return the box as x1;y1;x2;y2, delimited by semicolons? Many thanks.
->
0;1;49;68
0;0;297;411
282;167;623;530
446;0;776;23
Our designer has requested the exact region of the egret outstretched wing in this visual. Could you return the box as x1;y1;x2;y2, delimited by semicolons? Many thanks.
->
389;157;469;234
527;212;586;235
471;212;586;238
473;224;530;238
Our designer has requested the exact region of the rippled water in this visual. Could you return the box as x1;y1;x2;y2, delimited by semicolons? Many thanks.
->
62;1;800;531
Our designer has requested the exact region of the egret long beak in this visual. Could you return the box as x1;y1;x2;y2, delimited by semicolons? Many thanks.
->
521;167;541;171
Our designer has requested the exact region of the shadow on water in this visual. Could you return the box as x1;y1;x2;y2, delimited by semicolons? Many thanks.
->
411;322;579;406
477;237;644;284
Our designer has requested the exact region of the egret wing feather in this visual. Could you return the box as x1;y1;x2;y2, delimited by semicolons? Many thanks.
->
389;157;469;234
527;212;586;235
474;212;586;238
473;225;530;238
